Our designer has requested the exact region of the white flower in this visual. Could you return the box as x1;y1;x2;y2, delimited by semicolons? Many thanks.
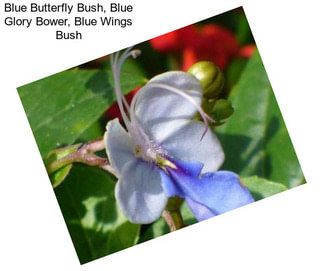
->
104;48;254;224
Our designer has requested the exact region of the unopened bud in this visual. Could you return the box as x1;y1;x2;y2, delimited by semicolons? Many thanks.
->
188;61;224;98
211;99;234;121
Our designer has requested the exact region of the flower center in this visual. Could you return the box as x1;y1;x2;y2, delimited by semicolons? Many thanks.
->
128;122;165;163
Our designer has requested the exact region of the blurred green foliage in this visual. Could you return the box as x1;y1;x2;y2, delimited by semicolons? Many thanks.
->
217;50;305;188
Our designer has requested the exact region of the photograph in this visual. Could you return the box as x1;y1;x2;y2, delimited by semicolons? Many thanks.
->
16;7;305;264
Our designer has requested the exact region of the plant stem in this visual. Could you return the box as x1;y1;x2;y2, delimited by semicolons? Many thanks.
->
162;196;186;231
45;137;116;177
162;210;185;232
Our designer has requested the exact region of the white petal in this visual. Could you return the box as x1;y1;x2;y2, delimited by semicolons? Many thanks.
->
115;159;168;224
161;120;224;173
104;119;136;177
134;71;202;141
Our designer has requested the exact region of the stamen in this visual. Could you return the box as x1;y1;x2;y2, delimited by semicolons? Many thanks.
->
131;49;141;59
110;47;142;131
110;56;131;130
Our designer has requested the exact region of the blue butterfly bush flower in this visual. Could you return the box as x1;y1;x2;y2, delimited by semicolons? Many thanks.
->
104;48;254;224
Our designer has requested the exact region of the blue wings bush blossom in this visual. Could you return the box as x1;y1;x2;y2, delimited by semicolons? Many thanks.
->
104;48;254;224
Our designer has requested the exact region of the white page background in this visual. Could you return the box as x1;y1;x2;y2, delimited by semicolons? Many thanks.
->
0;0;322;270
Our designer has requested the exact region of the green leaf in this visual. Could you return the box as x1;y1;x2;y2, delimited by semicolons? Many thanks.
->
76;119;105;143
107;221;140;254
44;144;81;188
217;50;305;188
17;61;145;158
139;217;169;243
54;165;140;264
50;164;73;188
241;176;288;201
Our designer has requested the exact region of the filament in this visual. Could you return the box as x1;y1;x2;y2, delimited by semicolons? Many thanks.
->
110;47;141;131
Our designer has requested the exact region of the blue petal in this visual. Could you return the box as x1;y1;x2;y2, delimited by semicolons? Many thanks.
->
185;197;216;221
168;160;254;221
159;169;184;198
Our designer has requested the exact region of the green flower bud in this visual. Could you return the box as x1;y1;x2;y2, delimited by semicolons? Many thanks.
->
202;98;216;114
188;61;224;99
211;99;234;121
